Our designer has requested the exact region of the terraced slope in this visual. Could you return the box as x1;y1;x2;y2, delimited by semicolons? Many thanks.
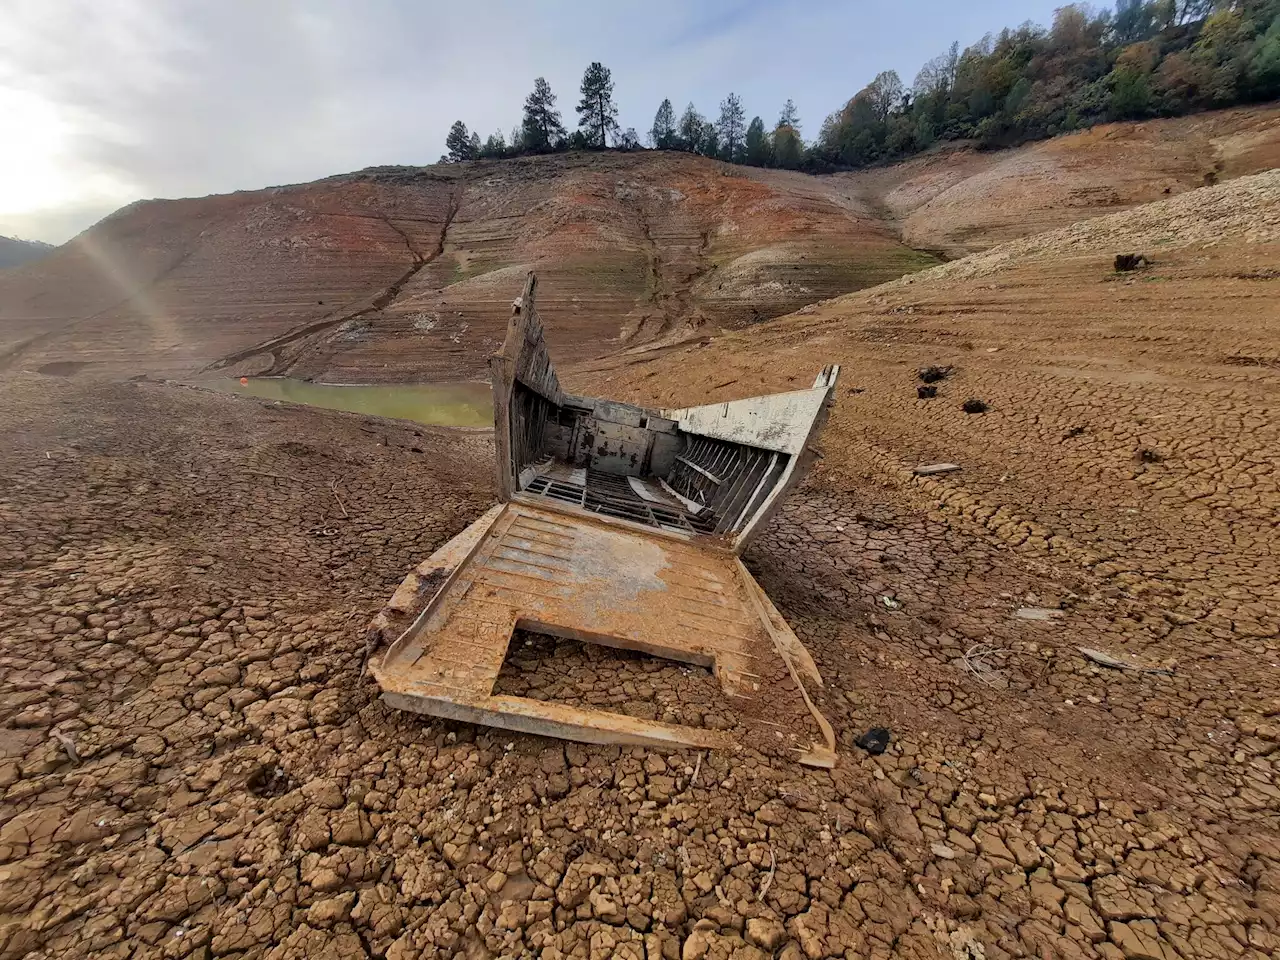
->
839;103;1280;257
2;105;1277;384
0;153;933;383
0;177;459;380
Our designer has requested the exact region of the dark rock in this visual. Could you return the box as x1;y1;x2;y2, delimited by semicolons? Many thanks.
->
855;727;891;755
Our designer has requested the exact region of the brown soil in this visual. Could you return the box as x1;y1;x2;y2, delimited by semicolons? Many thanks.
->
840;103;1280;257
1;116;1279;960
5;105;1277;388
0;153;934;386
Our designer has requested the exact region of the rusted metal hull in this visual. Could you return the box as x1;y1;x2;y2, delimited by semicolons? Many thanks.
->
371;501;835;766
369;271;839;766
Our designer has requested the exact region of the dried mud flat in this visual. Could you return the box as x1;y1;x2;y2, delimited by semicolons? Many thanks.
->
3;360;1278;960
2;181;1280;960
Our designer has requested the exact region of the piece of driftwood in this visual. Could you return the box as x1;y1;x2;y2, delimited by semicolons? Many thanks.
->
1078;646;1174;675
913;463;962;476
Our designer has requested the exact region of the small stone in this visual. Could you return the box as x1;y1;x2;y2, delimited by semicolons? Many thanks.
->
745;918;786;951
306;892;356;927
301;778;345;809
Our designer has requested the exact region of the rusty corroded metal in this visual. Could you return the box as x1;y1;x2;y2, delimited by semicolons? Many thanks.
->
370;272;839;766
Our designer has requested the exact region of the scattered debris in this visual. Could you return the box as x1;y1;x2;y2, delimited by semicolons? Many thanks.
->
1137;447;1164;463
1115;253;1150;272
917;384;938;399
914;463;961;476
757;845;776;901
962;399;988;414
1015;607;1063;621
930;842;957;860
329;479;349;518
918;365;953;383
949;925;988;960
1063;425;1087;439
962;644;1006;687
1078;646;1175;675
881;595;901;610
855;727;891;755
49;730;79;764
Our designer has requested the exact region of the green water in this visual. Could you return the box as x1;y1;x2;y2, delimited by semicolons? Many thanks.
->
208;377;492;428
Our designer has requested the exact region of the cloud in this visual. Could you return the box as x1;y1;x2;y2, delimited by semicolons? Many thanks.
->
1;0;1066;244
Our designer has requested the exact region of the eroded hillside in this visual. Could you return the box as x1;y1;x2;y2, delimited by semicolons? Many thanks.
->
0;153;933;383
4;104;1277;385
841;103;1280;257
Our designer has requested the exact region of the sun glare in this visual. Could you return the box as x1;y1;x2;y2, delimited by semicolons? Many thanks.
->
0;86;135;238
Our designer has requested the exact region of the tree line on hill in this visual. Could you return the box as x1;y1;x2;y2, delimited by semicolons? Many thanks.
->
441;1;1280;171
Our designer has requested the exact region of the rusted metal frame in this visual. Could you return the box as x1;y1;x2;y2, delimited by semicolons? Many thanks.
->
674;454;723;485
377;505;511;668
730;453;784;534
492;272;566;499
733;560;836;769
708;447;761;534
715;450;776;535
511;492;700;544
734;370;840;550
382;690;732;752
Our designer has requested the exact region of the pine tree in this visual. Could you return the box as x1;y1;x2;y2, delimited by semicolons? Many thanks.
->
522;77;567;152
700;120;720;159
650;98;676;149
576;62;619;148
445;120;477;162
480;131;507;159
778;99;800;133
716;93;746;161
744;116;770;166
677;103;704;152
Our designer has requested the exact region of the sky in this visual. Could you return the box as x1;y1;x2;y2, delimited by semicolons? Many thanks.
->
1;0;1072;245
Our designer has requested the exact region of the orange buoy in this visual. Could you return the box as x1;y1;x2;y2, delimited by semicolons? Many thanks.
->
239;377;248;385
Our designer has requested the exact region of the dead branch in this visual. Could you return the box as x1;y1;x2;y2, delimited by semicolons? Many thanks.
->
1078;646;1174;675
330;479;349;519
758;845;776;902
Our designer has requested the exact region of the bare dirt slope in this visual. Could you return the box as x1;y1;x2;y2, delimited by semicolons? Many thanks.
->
5;105;1277;387
840;103;1280;257
0;177;459;381
0;236;53;270
0;153;934;384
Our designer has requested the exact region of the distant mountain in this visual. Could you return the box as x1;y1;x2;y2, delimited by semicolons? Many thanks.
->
0;235;55;269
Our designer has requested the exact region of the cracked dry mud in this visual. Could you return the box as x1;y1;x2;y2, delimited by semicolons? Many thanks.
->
3;316;1278;960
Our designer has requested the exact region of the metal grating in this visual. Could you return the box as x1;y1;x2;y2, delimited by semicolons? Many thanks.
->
523;469;717;534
